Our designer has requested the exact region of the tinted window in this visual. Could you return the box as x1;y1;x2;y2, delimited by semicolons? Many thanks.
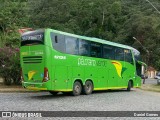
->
115;48;124;61
125;49;133;64
65;36;79;55
134;54;141;61
136;62;141;76
21;30;44;46
132;48;141;61
50;33;66;53
103;45;115;59
79;39;90;56
90;42;102;58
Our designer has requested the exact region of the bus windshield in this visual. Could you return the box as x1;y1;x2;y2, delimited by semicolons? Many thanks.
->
132;48;141;61
21;30;44;46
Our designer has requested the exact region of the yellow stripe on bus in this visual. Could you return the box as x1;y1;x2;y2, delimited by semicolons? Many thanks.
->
53;89;72;92
94;87;127;90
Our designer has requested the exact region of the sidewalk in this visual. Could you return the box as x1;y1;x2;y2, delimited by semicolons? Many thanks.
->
0;84;35;93
141;84;160;92
140;79;160;92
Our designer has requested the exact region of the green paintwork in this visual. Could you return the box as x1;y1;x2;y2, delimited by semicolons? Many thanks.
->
21;29;142;92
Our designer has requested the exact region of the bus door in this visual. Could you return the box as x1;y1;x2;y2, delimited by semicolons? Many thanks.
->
135;61;146;86
136;61;147;77
136;61;141;77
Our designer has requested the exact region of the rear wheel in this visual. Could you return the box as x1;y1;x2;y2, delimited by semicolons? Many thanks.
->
83;81;93;95
49;91;58;95
127;81;132;91
72;81;82;96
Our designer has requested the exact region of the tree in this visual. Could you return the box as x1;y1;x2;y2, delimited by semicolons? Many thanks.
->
0;0;29;47
0;0;160;70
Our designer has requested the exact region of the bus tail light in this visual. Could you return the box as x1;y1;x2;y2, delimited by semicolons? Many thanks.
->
43;67;50;82
20;68;24;82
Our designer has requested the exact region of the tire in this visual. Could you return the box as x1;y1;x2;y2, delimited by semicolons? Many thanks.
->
49;91;58;95
127;81;132;91
72;81;82;96
83;81;93;95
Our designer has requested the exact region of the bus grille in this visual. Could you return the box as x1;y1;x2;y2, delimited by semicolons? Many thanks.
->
23;56;42;64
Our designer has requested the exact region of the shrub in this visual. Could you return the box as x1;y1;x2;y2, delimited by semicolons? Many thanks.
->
0;47;20;85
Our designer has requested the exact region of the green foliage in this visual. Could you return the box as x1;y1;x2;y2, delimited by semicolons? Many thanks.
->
0;47;20;85
0;0;28;47
111;1;122;15
0;0;160;75
26;0;160;69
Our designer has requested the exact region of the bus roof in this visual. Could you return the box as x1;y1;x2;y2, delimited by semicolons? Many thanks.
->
47;28;136;50
23;28;139;54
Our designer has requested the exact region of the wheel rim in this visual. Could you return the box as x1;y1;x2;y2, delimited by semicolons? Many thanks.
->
75;85;81;94
86;83;92;92
84;81;93;94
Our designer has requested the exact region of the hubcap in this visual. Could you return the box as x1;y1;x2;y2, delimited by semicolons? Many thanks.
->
87;84;91;91
75;85;80;93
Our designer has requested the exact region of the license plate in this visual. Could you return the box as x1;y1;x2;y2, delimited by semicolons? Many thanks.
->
30;84;35;87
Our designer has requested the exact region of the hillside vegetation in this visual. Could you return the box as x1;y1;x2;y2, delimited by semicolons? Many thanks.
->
0;0;160;69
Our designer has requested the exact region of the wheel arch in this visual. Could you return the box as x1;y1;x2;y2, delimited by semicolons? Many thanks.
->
73;79;83;87
84;79;94;88
128;79;134;88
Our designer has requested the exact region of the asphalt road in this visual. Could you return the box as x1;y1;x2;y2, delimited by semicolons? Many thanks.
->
0;79;160;119
0;87;160;112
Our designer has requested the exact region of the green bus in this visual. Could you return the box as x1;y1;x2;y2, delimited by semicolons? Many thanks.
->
20;28;143;96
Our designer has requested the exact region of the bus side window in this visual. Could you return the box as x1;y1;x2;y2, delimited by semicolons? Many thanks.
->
90;42;102;58
115;48;124;61
50;32;66;53
55;36;58;43
65;36;79;55
125;49;133;64
103;45;115;59
79;39;90;56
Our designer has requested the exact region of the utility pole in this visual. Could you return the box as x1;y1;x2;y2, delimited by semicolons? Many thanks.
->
133;37;149;53
133;37;150;65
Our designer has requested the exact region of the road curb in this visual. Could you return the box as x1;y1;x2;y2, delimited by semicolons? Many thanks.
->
0;89;38;93
140;84;160;92
0;89;39;92
0;85;39;93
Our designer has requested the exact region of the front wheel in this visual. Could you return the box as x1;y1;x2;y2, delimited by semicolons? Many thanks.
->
83;81;93;95
127;81;132;91
72;81;82;96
